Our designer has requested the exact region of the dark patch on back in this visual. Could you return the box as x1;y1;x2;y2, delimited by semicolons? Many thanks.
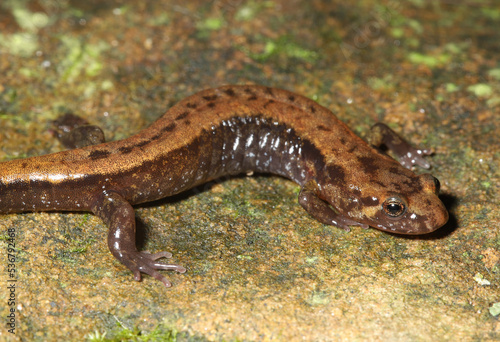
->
402;177;421;192
247;95;257;101
161;122;176;132
357;156;377;171
244;87;255;95
317;125;330;132
339;137;347;145
309;105;317;114
186;102;197;109
89;149;111;160
150;133;162;141
21;162;28;168
202;94;218;102
327;164;346;184
207;102;216;108
223;88;236;97
263;99;275;108
136;140;150;148
184;120;191;126
389;166;401;175
346;145;357;153
175;111;189;120
265;87;274;96
118;146;134;154
288;95;295;102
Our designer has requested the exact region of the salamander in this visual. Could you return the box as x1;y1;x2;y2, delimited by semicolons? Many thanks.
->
0;85;448;287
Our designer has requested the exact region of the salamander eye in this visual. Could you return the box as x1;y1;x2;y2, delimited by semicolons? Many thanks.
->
382;197;406;217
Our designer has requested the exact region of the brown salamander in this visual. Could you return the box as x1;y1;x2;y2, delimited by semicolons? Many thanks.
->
0;85;448;287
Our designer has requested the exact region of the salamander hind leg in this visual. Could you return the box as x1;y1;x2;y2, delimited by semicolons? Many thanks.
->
298;181;369;231
368;123;432;169
91;191;186;287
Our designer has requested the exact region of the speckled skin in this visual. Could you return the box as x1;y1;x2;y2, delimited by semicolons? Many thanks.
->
0;85;448;287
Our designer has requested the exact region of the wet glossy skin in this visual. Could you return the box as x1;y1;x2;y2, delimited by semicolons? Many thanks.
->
0;85;448;286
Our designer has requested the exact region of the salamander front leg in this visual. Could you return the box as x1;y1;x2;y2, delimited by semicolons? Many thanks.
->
51;113;106;149
91;191;186;287
367;123;432;169
298;181;368;231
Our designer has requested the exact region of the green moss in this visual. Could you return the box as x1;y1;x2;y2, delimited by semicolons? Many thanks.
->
1;87;18;104
12;7;51;32
467;84;493;98
86;324;179;342
407;51;451;68
481;7;500;20
149;12;170;26
243;35;318;64
305;256;318;264
490;302;500;317
390;27;405;38
235;0;274;21
0;0;57;56
444;42;469;54
367;75;394;92
486;97;500;107
407;19;424;35
445;83;459;93
0;33;39;57
63;237;96;254
57;216;95;256
197;17;224;31
307;290;330;306
1;0;52;32
59;36;109;83
408;0;426;7
473;273;491;286
487;68;500;80
195;16;225;39
480;181;491;189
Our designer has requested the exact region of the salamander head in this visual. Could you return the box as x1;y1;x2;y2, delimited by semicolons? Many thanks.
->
355;173;448;234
